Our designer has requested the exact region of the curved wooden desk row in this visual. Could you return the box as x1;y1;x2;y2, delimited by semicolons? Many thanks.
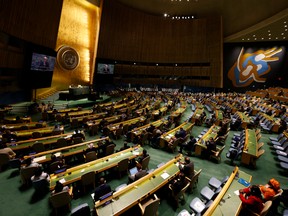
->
49;145;144;190
203;166;252;216
23;137;110;163
170;105;187;120
241;129;264;168
1;121;47;131
190;108;204;123
131;119;168;138
12;126;64;140
69;112;108;123
160;121;194;148
8;132;74;151
86;115;123;126
194;124;220;156
95;154;182;216
107;116;146;132
3;116;31;123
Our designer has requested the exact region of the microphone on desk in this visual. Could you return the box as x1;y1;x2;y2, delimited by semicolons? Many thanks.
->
221;194;231;204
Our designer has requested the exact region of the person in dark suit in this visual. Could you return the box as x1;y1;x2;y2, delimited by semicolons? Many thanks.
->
93;177;112;202
178;135;197;155
205;137;217;158
83;143;98;155
128;163;148;183
170;172;186;195
175;127;187;139
179;157;194;180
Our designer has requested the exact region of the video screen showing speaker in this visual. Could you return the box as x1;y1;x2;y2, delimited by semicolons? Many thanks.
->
97;63;114;74
22;44;57;89
30;53;56;72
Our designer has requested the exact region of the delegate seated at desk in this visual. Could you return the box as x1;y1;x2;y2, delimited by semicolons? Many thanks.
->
204;137;217;159
128;163;148;183
94;177;112;202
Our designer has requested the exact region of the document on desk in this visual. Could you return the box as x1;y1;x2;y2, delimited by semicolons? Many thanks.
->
234;190;240;196
33;156;46;162
133;151;140;155
161;172;170;180
59;178;66;184
54;152;61;157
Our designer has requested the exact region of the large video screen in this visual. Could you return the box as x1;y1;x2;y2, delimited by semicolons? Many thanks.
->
97;63;114;74
30;53;56;71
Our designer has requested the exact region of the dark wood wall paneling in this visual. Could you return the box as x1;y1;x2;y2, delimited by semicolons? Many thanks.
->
0;0;63;93
98;0;222;88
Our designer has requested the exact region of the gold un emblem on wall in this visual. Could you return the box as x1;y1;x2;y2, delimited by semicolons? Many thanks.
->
57;45;80;71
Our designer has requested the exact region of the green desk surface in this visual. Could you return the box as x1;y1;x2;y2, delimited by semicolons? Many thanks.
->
25;137;109;163
131;119;167;136
96;159;179;216
211;170;252;216
246;129;257;156
14;126;58;138
50;146;143;189
9;133;73;151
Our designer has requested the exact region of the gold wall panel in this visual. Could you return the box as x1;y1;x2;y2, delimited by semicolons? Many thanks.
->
52;0;101;91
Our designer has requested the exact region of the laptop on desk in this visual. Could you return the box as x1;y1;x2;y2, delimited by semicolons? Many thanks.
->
129;167;138;176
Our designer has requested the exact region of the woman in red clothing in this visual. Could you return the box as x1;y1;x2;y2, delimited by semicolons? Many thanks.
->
239;185;264;215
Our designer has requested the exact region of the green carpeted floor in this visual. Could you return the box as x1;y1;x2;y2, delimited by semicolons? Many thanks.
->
0;96;287;216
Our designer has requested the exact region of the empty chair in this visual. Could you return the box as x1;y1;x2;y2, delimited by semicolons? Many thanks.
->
70;118;79;129
169;177;191;208
271;137;287;146
20;125;29;130
32;142;45;153
167;138;181;153
32;131;42;139
189;197;213;216
200;186;215;202
177;209;191;216
141;155;150;170
138;194;160;216
116;158;129;178
73;137;83;144
70;203;90;216
188;169;202;193
32;178;50;194
105;144;115;156
0;153;10;171
210;145;226;163
81;171;95;193
85;151;97;162
49;191;72;216
208;176;229;190
9;158;22;170
269;133;284;142
55;138;68;149
140;132;149;146
90;124;98;136
20;166;38;185
247;200;272;216
114;128;123;140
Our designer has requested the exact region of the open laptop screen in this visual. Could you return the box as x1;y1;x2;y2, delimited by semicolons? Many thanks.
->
129;167;138;176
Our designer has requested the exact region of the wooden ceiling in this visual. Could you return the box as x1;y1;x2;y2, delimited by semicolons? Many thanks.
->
115;0;288;43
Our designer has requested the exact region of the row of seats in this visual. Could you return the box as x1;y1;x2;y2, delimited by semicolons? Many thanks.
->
269;133;288;171
177;175;228;216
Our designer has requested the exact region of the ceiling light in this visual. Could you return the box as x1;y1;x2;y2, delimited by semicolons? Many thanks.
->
269;38;271;40
253;35;256;37
268;30;270;32
164;13;168;17
261;38;264;40
275;37;278;39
